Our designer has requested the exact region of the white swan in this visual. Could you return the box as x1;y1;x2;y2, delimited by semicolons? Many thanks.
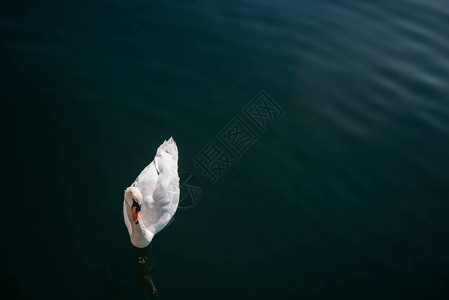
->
123;137;180;248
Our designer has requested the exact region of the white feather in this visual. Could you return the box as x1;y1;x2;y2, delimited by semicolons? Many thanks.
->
123;137;180;248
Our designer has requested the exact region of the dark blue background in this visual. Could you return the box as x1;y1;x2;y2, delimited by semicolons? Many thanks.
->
2;0;449;299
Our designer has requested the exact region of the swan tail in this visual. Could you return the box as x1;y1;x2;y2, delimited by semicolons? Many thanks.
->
154;137;178;174
157;137;178;158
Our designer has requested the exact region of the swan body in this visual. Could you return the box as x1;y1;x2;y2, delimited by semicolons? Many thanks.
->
123;137;180;248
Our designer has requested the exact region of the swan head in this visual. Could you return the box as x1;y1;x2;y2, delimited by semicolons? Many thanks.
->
124;187;143;224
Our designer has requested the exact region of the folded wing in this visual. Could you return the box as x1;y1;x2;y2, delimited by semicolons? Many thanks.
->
132;137;180;238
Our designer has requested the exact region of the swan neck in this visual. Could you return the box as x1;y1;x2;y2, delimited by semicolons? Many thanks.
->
129;207;152;248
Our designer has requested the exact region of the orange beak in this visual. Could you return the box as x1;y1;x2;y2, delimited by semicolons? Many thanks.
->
132;205;139;224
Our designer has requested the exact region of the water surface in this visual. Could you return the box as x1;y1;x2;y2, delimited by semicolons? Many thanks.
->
2;0;449;299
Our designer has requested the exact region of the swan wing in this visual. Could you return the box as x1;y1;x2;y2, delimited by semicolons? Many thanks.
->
151;169;180;235
142;137;180;236
132;160;159;202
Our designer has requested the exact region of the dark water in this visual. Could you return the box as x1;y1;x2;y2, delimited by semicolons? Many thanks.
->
2;0;449;299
